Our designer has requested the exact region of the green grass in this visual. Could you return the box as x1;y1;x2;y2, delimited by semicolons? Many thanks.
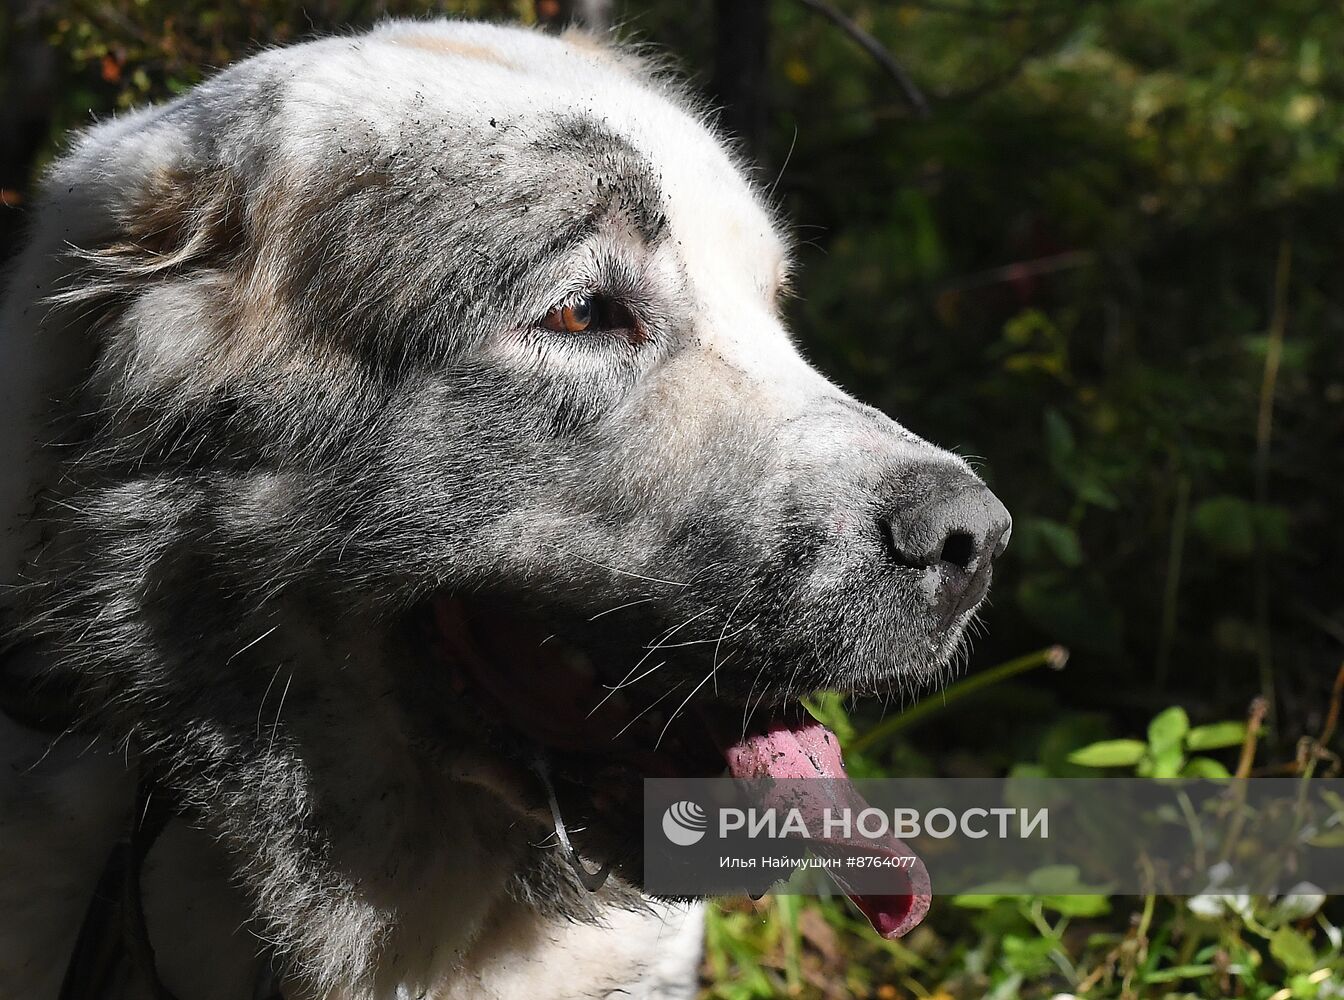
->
699;664;1344;999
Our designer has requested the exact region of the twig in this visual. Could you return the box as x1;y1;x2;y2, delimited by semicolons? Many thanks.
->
1293;661;1344;782
1235;696;1268;781
1253;240;1292;727
1217;697;1268;866
849;644;1068;754
1154;474;1190;691
935;14;1079;104
1319;662;1344;750
936;249;1093;295
898;0;1065;19
795;0;930;118
1292;601;1344;646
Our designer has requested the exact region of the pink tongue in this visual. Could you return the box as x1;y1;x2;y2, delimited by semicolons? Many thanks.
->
723;720;931;939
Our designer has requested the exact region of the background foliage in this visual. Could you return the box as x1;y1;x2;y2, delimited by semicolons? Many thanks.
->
2;1;1341;996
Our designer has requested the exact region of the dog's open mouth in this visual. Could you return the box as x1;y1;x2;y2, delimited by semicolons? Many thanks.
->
427;595;931;939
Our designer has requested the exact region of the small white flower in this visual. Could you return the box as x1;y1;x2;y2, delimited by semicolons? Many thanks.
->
1186;893;1226;918
1186;862;1254;919
1271;882;1325;923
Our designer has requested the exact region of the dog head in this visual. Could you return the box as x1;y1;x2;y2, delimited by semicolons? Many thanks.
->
2;20;1009;991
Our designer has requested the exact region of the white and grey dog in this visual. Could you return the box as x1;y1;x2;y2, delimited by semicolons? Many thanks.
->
0;19;1010;1000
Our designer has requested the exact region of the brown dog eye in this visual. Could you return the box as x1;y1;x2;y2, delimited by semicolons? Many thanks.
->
542;297;593;333
539;294;642;342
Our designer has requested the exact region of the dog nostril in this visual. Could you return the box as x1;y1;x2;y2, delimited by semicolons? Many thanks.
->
878;517;927;569
938;531;977;571
877;476;1010;574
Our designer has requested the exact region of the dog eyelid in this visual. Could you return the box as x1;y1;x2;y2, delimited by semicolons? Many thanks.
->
539;294;642;342
541;299;594;333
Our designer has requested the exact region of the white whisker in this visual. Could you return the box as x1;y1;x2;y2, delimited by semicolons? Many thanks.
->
588;597;656;621
710;584;758;695
267;671;293;753
588;606;716;715
601;659;665;692
612;681;684;741
655;660;726;752
546;544;690;589
229;624;279;665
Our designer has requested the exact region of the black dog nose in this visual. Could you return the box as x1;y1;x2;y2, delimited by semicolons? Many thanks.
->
878;464;1011;616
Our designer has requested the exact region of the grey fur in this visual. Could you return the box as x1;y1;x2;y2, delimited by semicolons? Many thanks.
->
1;21;1003;999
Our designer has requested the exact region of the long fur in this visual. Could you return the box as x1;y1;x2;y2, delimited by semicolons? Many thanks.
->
0;19;1001;1000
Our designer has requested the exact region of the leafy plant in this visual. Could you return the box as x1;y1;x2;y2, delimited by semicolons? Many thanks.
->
1067;706;1251;779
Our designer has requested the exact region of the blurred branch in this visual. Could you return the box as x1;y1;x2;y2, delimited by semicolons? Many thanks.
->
1254;241;1292;727
936;249;1094;294
1235;697;1268;780
825;9;1074;122
795;0;930;119
935;14;1079;103
900;0;1070;18
1217;697;1269;864
1154;474;1191;690
849;645;1068;753
1292;600;1344;645
1320;663;1344;750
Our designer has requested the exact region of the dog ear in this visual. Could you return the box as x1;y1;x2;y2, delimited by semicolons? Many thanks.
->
125;162;247;265
48;161;248;319
0;114;247;595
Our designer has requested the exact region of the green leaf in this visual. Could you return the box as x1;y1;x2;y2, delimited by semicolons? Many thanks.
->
1191;497;1292;559
1003;307;1062;348
987;973;1025;1000
1035;713;1112;776
1044;409;1075;468
951;891;1016;909
1002;934;1058;976
1148;706;1189;752
1148;744;1185;778
1074;477;1121;510
1038;894;1112;917
1192;496;1257;557
1185;721;1248;750
1021;517;1084;567
1181;756;1231;779
1269;926;1317;973
1025;864;1084;894
1016;573;1124;655
1307;827;1344;847
1068;739;1147;768
1142;964;1217;983
1253;504;1291;554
